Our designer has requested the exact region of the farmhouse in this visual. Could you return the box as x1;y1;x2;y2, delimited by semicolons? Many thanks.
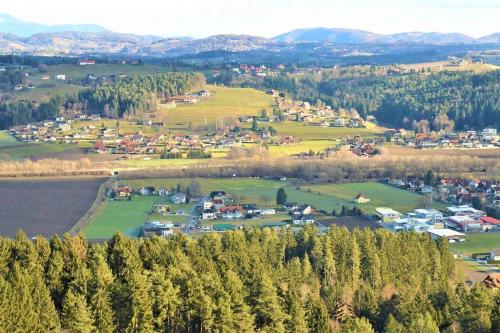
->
220;205;245;220
426;229;466;243
375;207;401;223
353;193;370;203
116;184;132;198
293;214;316;225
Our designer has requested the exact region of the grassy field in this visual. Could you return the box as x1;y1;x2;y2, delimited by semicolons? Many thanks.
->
0;141;92;160
301;182;446;214
158;86;276;126
0;132;18;147
269;121;384;140
83;196;192;239
449;233;500;255
12;84;84;103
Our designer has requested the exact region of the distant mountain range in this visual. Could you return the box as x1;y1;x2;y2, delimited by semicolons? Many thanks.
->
273;27;500;45
0;13;107;37
0;13;498;57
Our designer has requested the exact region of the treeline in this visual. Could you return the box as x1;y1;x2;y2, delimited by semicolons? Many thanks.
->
78;73;205;118
245;70;500;131
1;228;498;332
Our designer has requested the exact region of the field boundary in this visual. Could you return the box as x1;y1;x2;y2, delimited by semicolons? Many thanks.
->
69;177;115;235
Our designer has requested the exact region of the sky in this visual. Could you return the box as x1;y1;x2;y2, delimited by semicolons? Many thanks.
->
0;0;498;38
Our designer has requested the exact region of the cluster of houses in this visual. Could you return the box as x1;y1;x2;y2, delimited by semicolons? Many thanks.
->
384;177;500;209
274;97;368;129
200;191;276;221
385;128;500;149
8;116;89;143
378;205;500;242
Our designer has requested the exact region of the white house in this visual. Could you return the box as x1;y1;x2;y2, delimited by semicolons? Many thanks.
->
171;193;187;204
202;209;217;220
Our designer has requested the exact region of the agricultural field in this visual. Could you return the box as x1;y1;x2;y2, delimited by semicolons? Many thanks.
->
269;121;384;140
449;233;500;256
0;177;105;238
0;141;92;160
158;86;276;126
301;181;446;214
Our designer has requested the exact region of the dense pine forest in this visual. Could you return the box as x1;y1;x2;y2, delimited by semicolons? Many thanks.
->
248;70;500;131
1;227;498;333
77;73;205;118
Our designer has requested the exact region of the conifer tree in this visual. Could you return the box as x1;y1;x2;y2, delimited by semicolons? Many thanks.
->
383;314;404;333
250;272;287;333
88;250;115;333
61;288;94;333
341;317;375;333
305;296;332;333
407;312;439;333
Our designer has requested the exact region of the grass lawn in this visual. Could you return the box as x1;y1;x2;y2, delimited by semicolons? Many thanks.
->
269;121;384;140
12;84;84;103
267;140;336;156
301;182;446;214
83;196;192;239
0;132;18;147
449;233;500;255
158;86;276;126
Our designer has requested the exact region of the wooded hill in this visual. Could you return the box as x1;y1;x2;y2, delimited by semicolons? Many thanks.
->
250;70;500;131
1;227;498;332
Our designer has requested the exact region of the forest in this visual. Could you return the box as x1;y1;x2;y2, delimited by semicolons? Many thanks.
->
244;70;500;131
77;73;205;118
0;227;498;333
